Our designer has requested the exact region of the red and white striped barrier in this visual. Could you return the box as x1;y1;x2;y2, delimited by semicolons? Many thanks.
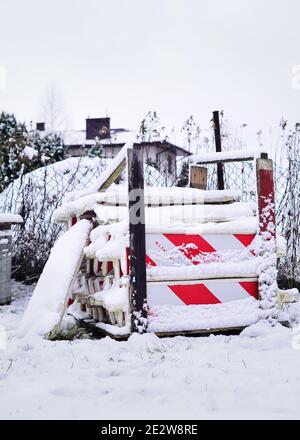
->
147;278;258;305
145;233;255;266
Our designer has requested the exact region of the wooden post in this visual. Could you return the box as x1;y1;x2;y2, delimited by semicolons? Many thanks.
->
256;157;276;238
213;111;225;190
256;157;277;311
127;146;148;333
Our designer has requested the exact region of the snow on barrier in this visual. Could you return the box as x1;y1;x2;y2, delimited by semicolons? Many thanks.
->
145;232;256;266
18;219;93;338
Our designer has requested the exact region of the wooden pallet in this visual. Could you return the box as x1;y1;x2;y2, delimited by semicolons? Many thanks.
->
74;315;291;341
74;316;248;340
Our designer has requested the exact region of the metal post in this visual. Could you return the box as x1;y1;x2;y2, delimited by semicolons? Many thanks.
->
127;146;148;333
0;223;12;305
213;111;225;190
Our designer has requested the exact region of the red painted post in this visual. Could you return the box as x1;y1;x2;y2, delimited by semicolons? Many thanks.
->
256;157;276;239
256;156;277;314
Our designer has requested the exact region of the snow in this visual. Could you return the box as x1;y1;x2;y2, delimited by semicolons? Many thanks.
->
2;284;300;419
42;128;134;149
146;217;258;234
20;146;38;161
64;142;132;203
276;234;287;257
146;260;259;281
148;298;261;333
0;214;23;224
54;184;241;222
92;202;255;226
94;285;129;313
191;148;267;164
18;220;92;338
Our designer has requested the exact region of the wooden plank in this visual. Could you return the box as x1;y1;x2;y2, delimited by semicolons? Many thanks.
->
213;111;225;190
74;316;244;338
74;317;130;340
197;156;255;165
189;165;207;189
127;147;148;334
195;152;268;165
155;326;246;338
74;317;291;339
98;158;126;192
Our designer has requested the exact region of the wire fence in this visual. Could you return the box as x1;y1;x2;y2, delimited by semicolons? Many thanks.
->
204;161;257;202
0;151;299;287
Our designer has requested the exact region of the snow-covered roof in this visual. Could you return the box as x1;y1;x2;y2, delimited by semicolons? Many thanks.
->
38;128;191;156
38;128;134;147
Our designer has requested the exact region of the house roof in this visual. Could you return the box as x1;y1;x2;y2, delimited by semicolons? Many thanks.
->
38;128;191;156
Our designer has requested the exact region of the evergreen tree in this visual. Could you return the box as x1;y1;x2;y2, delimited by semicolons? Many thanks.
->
176;160;189;187
0;111;64;193
87;137;104;158
0;112;28;192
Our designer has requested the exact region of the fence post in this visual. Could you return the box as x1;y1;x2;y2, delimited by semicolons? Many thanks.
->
212;110;225;190
256;156;276;238
256;156;278;313
0;223;12;305
127;146;148;333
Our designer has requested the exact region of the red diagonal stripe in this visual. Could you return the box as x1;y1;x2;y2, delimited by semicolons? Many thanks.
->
234;234;255;248
239;281;258;299
164;234;216;263
146;255;157;267
169;284;221;305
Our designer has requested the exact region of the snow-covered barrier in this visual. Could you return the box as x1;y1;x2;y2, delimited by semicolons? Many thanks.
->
27;145;299;339
18;219;92;338
64;192;262;336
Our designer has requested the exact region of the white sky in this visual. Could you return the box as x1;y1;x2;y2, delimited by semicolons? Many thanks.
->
0;0;300;148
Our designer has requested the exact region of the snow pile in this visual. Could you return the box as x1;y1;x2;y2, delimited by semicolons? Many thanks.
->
0;156;112;280
64;142;131;203
20;146;38;161
18;219;92;338
148;298;262;333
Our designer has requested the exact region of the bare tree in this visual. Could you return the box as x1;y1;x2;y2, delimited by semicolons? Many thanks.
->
40;83;67;131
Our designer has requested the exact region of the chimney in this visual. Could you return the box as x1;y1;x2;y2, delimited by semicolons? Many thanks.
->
86;117;110;140
36;122;45;131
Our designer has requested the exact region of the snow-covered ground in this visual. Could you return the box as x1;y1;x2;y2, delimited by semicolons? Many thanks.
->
1;282;300;420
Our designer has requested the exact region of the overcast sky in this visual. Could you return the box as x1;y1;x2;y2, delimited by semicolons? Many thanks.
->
0;0;300;147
